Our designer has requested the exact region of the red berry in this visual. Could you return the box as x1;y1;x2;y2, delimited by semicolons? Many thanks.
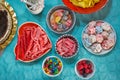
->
79;65;84;70
89;69;93;73
84;64;88;69
88;64;92;69
81;60;86;64
79;70;83;75
85;69;90;74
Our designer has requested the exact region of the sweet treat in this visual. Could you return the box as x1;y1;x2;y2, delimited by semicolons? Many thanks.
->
15;22;52;62
96;26;103;34
0;4;12;44
75;59;95;79
89;35;96;43
91;43;102;53
56;35;78;58
108;32;115;39
82;21;116;54
83;38;92;47
102;31;109;39
88;21;96;27
96;34;103;43
83;33;89;39
70;0;100;8
96;21;103;26
87;26;96;35
42;56;63;77
50;9;73;32
101;22;111;31
102;39;115;50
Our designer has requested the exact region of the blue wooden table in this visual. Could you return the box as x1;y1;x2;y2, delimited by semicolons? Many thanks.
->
0;0;120;80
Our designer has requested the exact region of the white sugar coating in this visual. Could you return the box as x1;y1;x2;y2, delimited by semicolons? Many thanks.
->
96;34;104;43
108;32;115;39
83;33;89;39
101;22;111;31
91;43;102;53
102;39;115;50
96;21;103;26
107;39;115;47
89;21;96;27
102;31;109;39
87;26;96;35
89;35;96;43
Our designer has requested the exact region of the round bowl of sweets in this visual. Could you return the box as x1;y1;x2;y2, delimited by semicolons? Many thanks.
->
82;20;116;55
75;58;95;79
62;0;108;14
55;34;79;59
46;5;76;34
42;56;63;77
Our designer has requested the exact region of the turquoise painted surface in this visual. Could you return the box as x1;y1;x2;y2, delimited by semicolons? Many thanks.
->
0;0;120;80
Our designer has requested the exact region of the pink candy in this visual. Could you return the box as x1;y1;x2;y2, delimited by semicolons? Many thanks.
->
96;34;103;43
87;26;96;35
88;21;96;27
102;39;115;50
56;37;77;57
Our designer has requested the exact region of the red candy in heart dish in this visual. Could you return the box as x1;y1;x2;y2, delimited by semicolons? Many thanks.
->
75;58;95;79
56;34;79;58
14;22;52;62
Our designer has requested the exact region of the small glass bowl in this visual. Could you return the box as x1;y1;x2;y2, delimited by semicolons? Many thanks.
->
42;56;63;77
75;58;95;79
46;5;76;34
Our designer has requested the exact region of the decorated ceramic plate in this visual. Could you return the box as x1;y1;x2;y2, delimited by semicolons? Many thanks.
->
0;0;17;50
82;20;116;55
62;0;108;14
14;22;52;62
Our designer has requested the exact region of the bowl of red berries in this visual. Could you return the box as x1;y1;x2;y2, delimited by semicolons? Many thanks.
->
75;58;95;79
55;34;79;59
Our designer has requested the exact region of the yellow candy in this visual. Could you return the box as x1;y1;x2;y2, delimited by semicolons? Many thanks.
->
59;62;62;67
70;0;100;8
55;16;61;23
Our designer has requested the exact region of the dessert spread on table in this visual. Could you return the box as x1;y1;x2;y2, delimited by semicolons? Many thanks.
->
50;9;72;32
0;0;118;79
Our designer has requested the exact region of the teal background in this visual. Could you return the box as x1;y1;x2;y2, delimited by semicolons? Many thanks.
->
0;0;120;80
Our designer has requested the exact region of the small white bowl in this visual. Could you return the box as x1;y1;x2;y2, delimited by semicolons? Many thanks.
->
26;0;44;14
75;58;95;79
42;56;63;77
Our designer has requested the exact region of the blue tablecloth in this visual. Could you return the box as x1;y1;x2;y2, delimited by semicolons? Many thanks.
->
0;0;120;80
